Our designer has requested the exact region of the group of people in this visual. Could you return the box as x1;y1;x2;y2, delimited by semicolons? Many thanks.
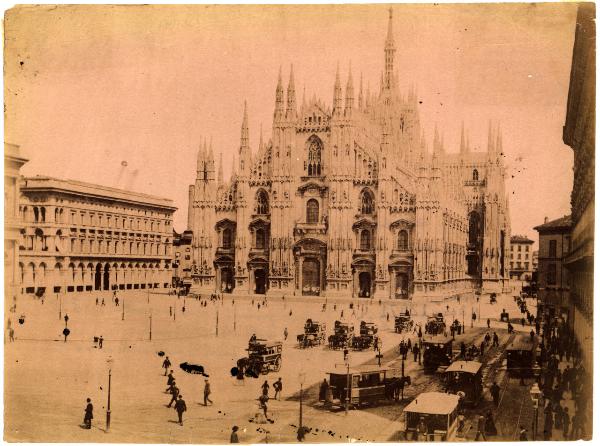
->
257;377;283;420
161;355;212;426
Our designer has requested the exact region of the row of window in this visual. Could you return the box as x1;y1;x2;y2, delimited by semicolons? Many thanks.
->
510;262;530;270
20;234;170;256
20;205;171;232
511;244;530;252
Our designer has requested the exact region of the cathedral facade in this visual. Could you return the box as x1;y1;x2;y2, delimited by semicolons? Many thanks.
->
187;10;511;304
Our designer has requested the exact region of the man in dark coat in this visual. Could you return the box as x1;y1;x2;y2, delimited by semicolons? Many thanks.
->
319;379;328;401
174;395;187;426
490;382;501;407
83;398;93;429
167;382;179;408
166;370;175;390
163;356;172;376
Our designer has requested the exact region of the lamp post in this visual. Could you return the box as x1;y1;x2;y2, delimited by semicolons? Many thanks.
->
121;297;125;321
345;355;350;416
58;294;62;321
530;382;542;440
298;372;306;441
149;313;152;341
106;356;114;432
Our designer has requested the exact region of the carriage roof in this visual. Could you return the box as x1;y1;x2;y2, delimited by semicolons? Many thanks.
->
328;365;391;376
248;340;282;349
423;335;452;345
403;392;460;415
507;335;537;351
445;361;482;374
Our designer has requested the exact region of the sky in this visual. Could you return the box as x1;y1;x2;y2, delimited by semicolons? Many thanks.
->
5;3;578;245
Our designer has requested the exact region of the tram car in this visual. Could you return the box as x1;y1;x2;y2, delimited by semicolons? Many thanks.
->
425;314;446;335
327;365;399;408
237;339;282;377
351;321;379;350
444;361;483;406
328;320;355;350
395;314;414;333
506;334;539;378
422;336;453;374
297;319;327;348
403;392;461;441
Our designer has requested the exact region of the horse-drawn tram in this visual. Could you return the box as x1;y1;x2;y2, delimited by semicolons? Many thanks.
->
444;361;483;405
395;314;414;333
327;365;399;408
403;392;460;441
237;339;282;376
297;319;326;348
422;336;453;373
506;335;539;378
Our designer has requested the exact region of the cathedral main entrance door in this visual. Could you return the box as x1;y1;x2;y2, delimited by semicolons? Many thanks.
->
220;267;235;293
302;258;321;296
396;272;409;299
254;269;267;294
358;272;372;298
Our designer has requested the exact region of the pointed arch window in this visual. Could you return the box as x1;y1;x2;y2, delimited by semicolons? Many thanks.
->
360;230;371;251
256;190;269;215
255;228;266;250
472;169;479;181
398;230;409;251
360;189;374;215
306;199;319;224
306;135;323;176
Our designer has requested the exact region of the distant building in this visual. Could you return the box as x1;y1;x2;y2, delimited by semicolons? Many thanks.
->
562;2;594;374
172;229;193;288
532;250;539;271
4;143;28;307
186;9;511;303
534;215;572;320
18;176;176;295
509;235;534;281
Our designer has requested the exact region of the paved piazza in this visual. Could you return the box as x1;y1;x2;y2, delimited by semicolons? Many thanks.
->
5;289;537;443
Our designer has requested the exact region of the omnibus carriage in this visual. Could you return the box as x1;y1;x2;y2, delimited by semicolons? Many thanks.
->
506;335;538;378
238;339;283;376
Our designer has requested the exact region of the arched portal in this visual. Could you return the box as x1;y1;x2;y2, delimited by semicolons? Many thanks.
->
221;267;234;293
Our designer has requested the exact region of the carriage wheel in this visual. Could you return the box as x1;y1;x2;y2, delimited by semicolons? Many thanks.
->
274;357;282;372
261;364;269;375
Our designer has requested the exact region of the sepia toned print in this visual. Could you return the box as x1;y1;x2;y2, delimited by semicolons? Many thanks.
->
4;3;594;443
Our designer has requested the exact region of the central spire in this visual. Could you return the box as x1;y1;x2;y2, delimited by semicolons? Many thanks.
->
384;7;396;91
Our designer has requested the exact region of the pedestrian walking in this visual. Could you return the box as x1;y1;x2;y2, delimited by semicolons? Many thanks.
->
64;314;69;326
460;342;466;358
493;332;499;347
259;394;269;419
162;356;172;376
204;379;213;406
230;426;240;443
562;407;570;439
261;380;270;397
543;406;554;440
485;410;497;436
480;340;485;356
83;398;93;429
98;336;103;349
284;327;288;341
167;382;179;408
101;298;105;306
475;415;487;441
174;395;187;426
530;329;535;342
115;297;119;307
95;297;98;306
166;370;175;389
521;317;526;327
487;318;490;329
343;348;349;363
519;426;528;441
490;382;500;407
273;377;282;400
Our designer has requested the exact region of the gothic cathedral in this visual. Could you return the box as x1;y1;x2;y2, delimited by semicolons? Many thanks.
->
187;10;511;306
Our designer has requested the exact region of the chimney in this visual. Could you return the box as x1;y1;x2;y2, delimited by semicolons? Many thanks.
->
544;217;549;224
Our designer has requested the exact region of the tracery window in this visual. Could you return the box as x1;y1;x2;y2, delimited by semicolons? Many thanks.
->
398;230;409;251
256;190;269;215
222;228;232;249
472;169;479;181
306;135;323;176
360;189;374;215
360;230;371;251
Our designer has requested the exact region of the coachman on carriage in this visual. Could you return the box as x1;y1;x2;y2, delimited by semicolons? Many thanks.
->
237;338;282;377
351;321;379;350
297;319;327;348
328;321;354;350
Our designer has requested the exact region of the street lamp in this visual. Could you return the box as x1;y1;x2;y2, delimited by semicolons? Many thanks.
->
529;383;542;440
298;372;306;442
121;297;125;321
106;356;114;432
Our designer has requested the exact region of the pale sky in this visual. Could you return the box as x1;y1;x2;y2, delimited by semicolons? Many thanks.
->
5;3;578;245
